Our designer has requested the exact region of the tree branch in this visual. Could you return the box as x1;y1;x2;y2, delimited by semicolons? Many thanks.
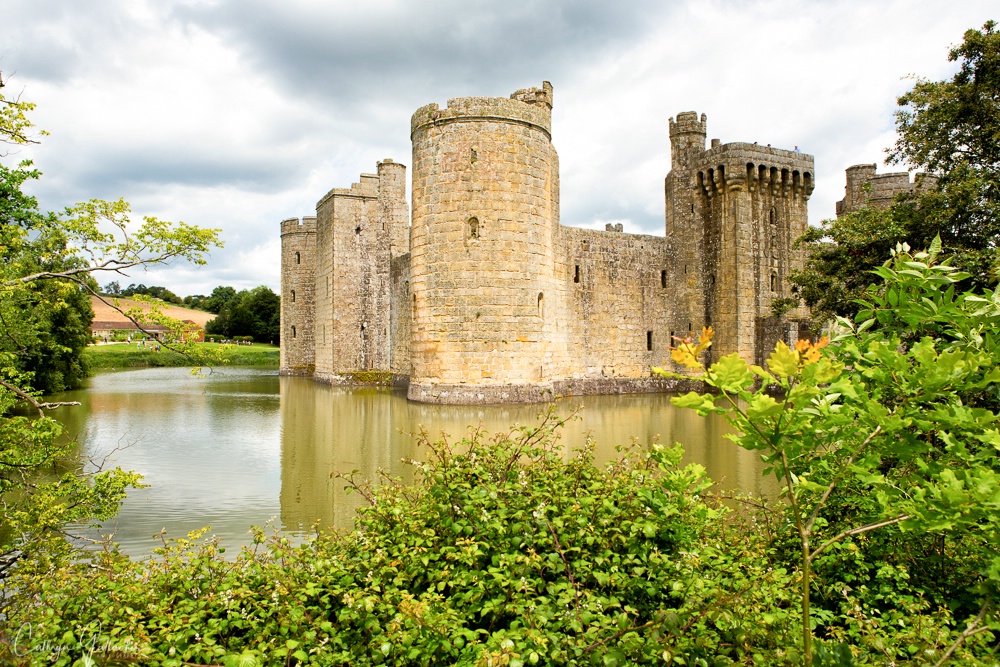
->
810;513;912;561
0;377;80;417
805;424;882;535
933;601;991;667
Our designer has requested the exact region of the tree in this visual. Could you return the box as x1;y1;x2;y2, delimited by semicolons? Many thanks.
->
661;240;1000;666
0;71;222;596
201;285;238;314
205;285;280;342
792;22;1000;322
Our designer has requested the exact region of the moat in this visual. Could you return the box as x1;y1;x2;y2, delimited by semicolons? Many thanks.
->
54;367;772;558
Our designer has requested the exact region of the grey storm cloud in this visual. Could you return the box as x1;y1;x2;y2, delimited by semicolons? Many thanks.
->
2;0;998;295
170;0;670;106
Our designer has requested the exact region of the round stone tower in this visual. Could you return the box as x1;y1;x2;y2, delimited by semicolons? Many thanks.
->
408;82;566;404
279;216;316;375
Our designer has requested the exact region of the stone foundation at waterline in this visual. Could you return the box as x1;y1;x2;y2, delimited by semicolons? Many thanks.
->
281;82;816;404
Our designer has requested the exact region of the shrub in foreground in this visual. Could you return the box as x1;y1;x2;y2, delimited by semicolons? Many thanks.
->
5;413;799;666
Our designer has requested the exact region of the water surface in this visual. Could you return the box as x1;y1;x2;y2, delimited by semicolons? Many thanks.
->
53;368;769;557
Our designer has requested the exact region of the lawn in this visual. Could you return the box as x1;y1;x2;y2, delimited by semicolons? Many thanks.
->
84;342;280;370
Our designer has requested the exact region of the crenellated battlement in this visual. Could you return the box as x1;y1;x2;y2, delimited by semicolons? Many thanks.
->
836;164;933;216
669;111;707;138
410;81;553;139
280;216;317;235
318;174;382;207
694;143;814;200
511;81;553;109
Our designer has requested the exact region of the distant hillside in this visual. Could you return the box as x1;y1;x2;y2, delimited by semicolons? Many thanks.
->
90;296;216;327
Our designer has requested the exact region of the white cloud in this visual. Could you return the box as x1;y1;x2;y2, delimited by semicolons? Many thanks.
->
2;0;995;294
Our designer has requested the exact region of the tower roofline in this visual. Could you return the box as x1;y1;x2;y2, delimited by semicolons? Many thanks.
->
411;82;553;139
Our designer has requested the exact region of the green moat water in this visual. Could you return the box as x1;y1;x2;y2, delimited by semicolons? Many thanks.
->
53;367;771;558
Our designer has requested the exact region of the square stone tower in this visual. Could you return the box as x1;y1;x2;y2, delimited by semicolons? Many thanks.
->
665;113;814;364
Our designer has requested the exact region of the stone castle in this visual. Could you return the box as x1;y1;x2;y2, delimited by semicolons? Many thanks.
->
280;82;816;404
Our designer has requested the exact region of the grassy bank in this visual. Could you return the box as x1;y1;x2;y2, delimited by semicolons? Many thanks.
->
83;342;280;370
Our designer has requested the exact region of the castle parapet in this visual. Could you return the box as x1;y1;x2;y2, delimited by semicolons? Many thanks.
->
280;216;317;235
836;164;934;216
669;111;707;138
411;81;553;139
694;143;814;201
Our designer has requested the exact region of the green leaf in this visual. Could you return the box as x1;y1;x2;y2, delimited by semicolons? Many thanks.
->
707;353;752;392
767;342;799;379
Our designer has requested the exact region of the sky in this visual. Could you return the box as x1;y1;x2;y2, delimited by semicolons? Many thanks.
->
2;1;995;296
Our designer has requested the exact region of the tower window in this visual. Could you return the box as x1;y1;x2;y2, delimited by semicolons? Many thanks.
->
647;331;653;351
771;272;778;292
291;326;297;339
574;265;580;283
355;226;361;235
468;217;479;239
295;251;300;265
537;292;544;319
660;270;667;288
290;290;296;303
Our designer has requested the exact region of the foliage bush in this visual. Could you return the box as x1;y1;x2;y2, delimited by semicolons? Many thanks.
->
659;239;1000;666
4;413;812;666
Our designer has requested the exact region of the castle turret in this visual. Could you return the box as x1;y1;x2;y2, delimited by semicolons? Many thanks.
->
378;159;410;259
313;163;407;381
280;217;316;374
668;112;707;173
408;81;567;404
664;112;710;351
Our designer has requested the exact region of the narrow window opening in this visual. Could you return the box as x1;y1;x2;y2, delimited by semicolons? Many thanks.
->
771;272;778;292
688;322;692;331
295;251;300;265
290;290;296;303
468;217;479;239
537;292;544;318
669;330;675;345
574;265;580;283
684;264;688;275
355;226;361;235
646;331;653;351
690;203;694;213
291;326;297;339
660;270;667;288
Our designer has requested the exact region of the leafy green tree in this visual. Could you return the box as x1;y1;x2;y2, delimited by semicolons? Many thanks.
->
202;285;238;314
661;239;1000;666
793;22;1000;322
205;285;280;343
119;283;183;304
0;71;222;600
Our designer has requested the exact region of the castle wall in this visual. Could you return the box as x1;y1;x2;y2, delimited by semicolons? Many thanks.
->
407;82;570;404
836;164;933;216
389;253;412;378
313;163;408;383
558;226;672;381
279;217;316;374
